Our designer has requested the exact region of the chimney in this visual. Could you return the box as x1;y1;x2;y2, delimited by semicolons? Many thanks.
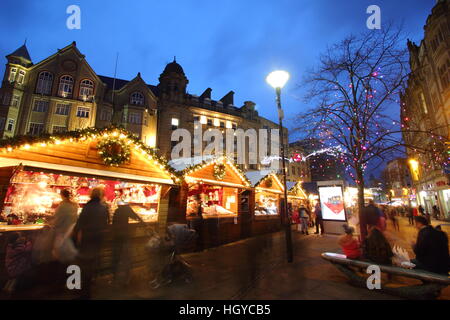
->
200;88;212;100
220;90;234;106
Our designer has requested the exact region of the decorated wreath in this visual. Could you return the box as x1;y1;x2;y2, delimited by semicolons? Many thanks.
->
213;163;226;180
265;177;273;188
97;137;131;166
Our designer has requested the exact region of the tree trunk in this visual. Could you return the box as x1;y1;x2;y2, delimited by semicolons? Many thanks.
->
356;169;366;242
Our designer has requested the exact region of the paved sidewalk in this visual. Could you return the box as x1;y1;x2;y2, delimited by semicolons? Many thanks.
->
5;218;449;300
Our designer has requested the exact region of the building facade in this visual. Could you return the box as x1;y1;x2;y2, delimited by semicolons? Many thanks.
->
382;158;413;205
400;0;450;218
0;41;295;179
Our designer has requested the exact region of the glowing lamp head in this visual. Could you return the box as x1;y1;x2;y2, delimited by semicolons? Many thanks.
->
266;70;290;89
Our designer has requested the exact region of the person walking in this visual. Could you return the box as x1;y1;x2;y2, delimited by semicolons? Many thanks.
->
360;200;381;239
314;202;324;235
111;201;145;286
432;205;441;220
418;205;425;216
388;207;400;232
407;206;414;225
73;187;109;299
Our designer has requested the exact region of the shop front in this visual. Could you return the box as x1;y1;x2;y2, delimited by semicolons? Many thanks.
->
246;172;284;236
286;181;308;209
0;127;178;277
180;157;251;248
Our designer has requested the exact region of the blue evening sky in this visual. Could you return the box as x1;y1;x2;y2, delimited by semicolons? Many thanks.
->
0;0;435;141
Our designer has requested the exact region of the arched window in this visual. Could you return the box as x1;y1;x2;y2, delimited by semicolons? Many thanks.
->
58;75;74;98
130;92;144;105
36;71;53;95
79;79;94;100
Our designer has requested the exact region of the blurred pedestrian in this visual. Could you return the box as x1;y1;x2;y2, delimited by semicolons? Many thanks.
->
73;186;109;299
407;206;414;225
432;205;440;220
111;201;145;286
388;207;399;231
299;205;310;235
360;200;381;239
363;224;394;265
4;232;34;293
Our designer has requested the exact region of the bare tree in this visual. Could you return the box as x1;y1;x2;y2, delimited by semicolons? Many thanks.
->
294;25;448;239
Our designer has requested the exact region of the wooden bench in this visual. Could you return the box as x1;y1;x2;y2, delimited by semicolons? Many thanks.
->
321;252;450;300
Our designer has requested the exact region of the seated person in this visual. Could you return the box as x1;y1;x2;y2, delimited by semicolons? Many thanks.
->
411;216;450;275
363;224;393;265
5;232;34;292
338;224;362;259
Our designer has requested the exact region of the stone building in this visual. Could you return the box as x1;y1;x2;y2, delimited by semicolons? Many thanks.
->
400;0;450;217
0;41;293;177
381;158;413;205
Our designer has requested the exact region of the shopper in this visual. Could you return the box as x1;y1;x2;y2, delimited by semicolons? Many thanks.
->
388;207;400;232
432;205;441;220
360;200;381;239
299;205;310;235
407;206;414;225
73;186;109;299
111;201;145;286
52;189;78;263
338;224;361;259
411;216;450;274
314;202;324;235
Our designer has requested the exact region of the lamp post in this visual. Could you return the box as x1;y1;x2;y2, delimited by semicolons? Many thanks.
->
266;70;293;263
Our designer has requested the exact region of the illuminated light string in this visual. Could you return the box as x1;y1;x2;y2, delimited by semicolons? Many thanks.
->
0;126;181;183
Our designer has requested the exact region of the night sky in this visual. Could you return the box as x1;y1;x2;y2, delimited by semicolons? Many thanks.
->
0;0;435;140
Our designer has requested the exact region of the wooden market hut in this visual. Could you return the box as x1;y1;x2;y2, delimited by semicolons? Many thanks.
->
0;126;179;279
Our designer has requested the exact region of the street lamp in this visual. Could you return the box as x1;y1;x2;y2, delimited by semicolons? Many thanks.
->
266;70;293;263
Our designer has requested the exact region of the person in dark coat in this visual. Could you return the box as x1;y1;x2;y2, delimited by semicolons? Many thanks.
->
73;187;109;299
363;224;393;265
314;202;324;235
407;206;414;225
411;216;450;275
360;200;381;239
111;202;145;286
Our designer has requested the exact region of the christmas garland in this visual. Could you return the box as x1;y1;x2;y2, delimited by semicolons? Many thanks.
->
213;163;226;180
97;137;131;166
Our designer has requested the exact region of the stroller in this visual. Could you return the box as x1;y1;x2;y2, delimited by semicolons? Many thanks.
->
146;224;197;289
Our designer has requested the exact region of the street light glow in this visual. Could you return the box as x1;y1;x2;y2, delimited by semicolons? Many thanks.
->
266;70;290;89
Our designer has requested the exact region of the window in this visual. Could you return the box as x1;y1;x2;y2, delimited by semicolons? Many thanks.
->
0;118;5;130
55;103;71;115
36;72;53;95
226;121;232;129
128;112;142;124
58;75;74;98
100;109;112;121
171;118;179;130
193;115;200;122
220;121;225;128
7;119;14;132
200;115;207;124
79;79;94;100
33;100;49;112
76;106;90;118
8;68;17;82
207;119;213;126
52;126;66;133
2;93;10;106
11;95;20;107
130;92;144;105
232;123;237;130
28;122;44;135
17;70;25;84
213;118;220;127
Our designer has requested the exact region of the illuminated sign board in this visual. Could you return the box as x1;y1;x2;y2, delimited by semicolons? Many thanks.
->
318;186;346;221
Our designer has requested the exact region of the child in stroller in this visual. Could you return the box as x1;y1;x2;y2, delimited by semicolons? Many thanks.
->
147;223;197;289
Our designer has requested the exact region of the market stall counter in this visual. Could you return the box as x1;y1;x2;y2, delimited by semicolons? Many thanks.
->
0;127;179;283
246;171;284;236
173;156;252;248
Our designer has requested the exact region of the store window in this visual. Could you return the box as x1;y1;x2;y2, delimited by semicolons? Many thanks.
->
55;103;71;115
36;71;53;95
53;126;66;133
76;106;90;118
17;70;26;85
186;183;238;218
130;92;144;105
6;119;14;132
129;112;142;124
8;68;17;82
58;75;74;98
79;79;94;100
28;122;44;135
33;100;49;113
